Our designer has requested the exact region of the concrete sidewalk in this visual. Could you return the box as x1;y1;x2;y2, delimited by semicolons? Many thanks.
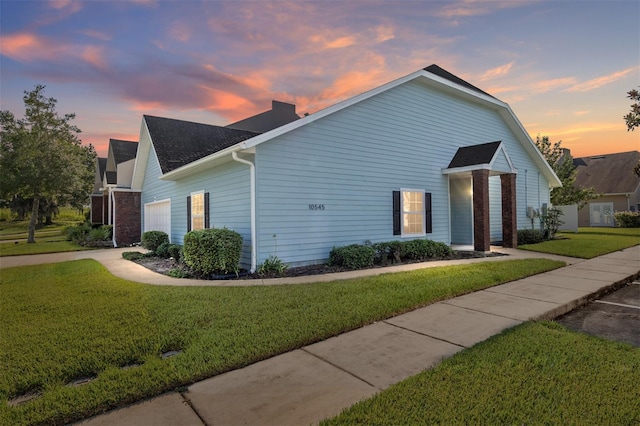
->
74;245;639;426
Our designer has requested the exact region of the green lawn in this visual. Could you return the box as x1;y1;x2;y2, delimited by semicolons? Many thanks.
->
323;321;640;425
0;258;563;426
519;227;640;258
0;216;89;256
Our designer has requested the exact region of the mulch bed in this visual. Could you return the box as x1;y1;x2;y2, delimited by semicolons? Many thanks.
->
133;250;505;280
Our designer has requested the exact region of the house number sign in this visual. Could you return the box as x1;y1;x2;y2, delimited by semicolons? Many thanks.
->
309;204;325;211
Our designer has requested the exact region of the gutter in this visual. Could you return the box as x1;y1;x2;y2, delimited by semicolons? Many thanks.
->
231;151;257;273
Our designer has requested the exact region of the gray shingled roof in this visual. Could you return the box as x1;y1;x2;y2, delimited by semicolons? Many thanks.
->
574;151;640;194
448;141;502;168
144;115;260;174
97;157;107;177
424;64;495;98
110;139;138;165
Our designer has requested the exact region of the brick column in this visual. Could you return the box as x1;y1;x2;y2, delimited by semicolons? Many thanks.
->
501;173;517;248
113;191;141;246
90;195;103;224
472;169;491;252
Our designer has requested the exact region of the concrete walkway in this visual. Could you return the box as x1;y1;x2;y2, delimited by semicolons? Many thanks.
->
3;246;639;425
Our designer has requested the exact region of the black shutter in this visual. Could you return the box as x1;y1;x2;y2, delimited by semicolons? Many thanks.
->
393;191;401;235
186;196;191;232
425;192;432;234
204;192;210;229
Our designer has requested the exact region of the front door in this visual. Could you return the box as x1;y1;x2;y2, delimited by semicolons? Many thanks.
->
589;202;614;227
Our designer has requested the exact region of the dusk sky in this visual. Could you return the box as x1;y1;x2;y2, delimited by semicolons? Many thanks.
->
1;0;638;158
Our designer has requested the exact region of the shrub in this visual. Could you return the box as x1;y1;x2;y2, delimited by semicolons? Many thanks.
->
614;211;640;228
167;267;190;278
141;231;169;252
168;244;183;263
65;222;92;244
155;241;172;258
122;251;145;261
183;228;243;276
257;255;288;277
517;229;545;245
328;244;375;270
542;207;564;239
372;241;403;264
87;225;112;243
402;239;453;260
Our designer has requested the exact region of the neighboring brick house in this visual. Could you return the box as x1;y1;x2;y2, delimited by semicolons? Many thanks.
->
90;139;141;246
574;150;640;227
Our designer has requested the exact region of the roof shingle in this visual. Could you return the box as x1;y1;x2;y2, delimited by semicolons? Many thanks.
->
448;141;502;168
574;151;640;194
144;115;260;174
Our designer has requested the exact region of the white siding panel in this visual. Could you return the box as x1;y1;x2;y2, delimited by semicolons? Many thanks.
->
254;80;551;265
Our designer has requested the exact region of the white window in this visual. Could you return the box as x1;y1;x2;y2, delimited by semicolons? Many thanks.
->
402;190;426;236
191;191;205;231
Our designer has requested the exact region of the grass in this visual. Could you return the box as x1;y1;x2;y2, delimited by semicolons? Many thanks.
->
0;258;563;426
323;321;640;425
519;227;640;258
0;207;88;256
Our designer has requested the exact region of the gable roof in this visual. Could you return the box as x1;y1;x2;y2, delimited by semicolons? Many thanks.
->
147;64;560;187
109;139;138;165
97;157;107;177
423;64;495;99
448;141;502;168
144;115;260;174
574;151;640;194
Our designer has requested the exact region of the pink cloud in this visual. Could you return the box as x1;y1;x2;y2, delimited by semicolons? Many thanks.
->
82;46;108;70
565;67;637;93
480;62;515;81
78;29;112;41
0;32;64;62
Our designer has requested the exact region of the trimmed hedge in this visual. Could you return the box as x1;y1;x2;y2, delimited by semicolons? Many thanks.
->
183;228;242;276
330;239;454;270
141;231;169;252
517;229;545;245
328;244;375;270
614;211;640;228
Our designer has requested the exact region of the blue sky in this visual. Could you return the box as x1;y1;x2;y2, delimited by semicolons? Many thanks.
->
1;0;638;157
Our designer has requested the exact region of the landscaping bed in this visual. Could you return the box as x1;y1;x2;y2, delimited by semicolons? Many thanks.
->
132;249;506;279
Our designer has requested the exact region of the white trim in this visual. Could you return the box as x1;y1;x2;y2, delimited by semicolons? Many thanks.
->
442;164;492;175
231;152;257;273
489;144;518;174
400;188;427;238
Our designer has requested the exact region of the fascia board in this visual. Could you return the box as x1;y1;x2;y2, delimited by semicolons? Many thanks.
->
131;118;153;190
442;164;492;175
498;106;562;188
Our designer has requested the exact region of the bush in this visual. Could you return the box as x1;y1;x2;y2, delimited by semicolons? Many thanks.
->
183;228;243;276
122;251;145;261
167;267;190;278
614;211;640;228
155;241;172;258
402;239;453;260
87;225;112;242
65;222;92;244
328;244;375;270
168;244;183;263
257;255;288;277
372;241;403;264
517;229;545;245
141;231;169;252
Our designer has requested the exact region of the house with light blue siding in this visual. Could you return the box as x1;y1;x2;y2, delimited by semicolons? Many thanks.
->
131;65;561;271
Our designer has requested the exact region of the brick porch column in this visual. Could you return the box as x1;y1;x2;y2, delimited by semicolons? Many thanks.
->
113;191;141;246
501;173;517;248
472;169;491;252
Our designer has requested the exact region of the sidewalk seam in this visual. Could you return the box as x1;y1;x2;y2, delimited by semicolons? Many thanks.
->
300;348;380;390
178;392;209;426
380;320;468;349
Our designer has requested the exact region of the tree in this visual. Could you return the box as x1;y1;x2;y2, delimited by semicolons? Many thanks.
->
534;135;599;208
623;88;640;177
0;85;96;243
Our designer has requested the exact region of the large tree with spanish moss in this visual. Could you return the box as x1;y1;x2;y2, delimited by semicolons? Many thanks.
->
0;85;96;243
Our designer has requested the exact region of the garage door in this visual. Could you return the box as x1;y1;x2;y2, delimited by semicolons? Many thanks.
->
144;199;171;238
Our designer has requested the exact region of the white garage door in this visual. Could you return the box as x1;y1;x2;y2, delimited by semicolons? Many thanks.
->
144;199;171;239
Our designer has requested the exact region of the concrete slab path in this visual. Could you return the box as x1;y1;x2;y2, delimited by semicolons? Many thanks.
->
68;245;639;426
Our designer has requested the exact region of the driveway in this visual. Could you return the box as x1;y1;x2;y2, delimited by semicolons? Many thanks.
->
557;280;640;347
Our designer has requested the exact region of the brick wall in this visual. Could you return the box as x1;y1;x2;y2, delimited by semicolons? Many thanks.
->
90;195;104;224
472;169;491;252
501;173;517;248
113;191;141;246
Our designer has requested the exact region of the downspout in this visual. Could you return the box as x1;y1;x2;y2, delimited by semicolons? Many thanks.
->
110;189;118;248
232;151;257;273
